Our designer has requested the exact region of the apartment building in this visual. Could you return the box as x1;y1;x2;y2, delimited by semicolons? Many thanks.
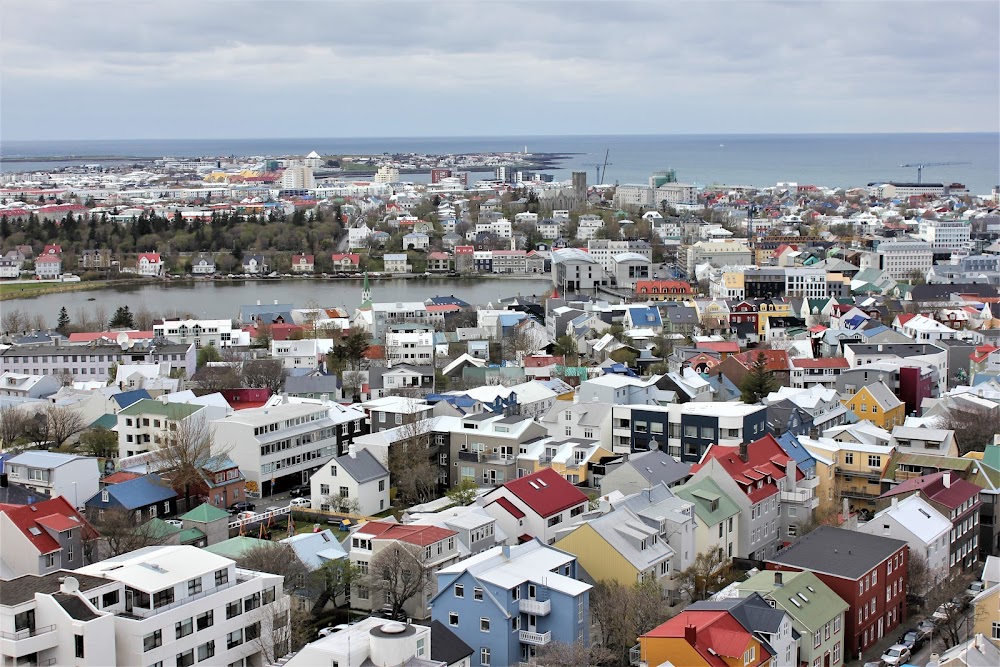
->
874;240;933;281
385;323;435;367
586;239;653;275
858;494;950;594
450;413;549;488
430;540;591;666
213;401;367;494
4;451;100;508
681;240;753;278
153;318;248;349
551;248;601;292
116;399;205;459
0;372;62;399
916;218;972;251
791;357;851;389
798;433;893;517
0;342;196;383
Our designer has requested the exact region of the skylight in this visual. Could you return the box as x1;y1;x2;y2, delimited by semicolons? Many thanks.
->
28;527;42;536
797;592;809;602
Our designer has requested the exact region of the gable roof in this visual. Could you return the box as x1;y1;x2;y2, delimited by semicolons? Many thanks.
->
674;476;741;524
879;470;982;509
429;620;475;665
690;434;800;504
334;448;389;485
490;467;588;518
180;503;229;523
281;529;348;569
84;473;176;510
0;496;95;555
739;569;849;632
766;525;906;580
357;520;457;547
615;449;693;488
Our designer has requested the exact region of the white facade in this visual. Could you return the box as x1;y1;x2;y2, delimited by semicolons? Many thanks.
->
284;617;453;667
474;218;513;239
875;240;933;281
154;318;247;349
917;218;972;251
281;165;315;190
309;447;390;516
586;239;653;275
35;256;62;278
348;224;374;248
858;495;949;593
383;254;410;274
5;451;100;509
385;325;435;366
137;254;162;277
270;338;335;369
374;165;400;183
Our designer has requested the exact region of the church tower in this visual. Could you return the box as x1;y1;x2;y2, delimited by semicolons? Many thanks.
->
361;271;372;307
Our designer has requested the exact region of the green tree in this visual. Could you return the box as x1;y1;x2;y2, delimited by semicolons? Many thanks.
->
342;331;370;370
78;428;119;459
197;345;221;367
446;478;479;506
739;350;780;404
57;307;70;334
108;306;135;329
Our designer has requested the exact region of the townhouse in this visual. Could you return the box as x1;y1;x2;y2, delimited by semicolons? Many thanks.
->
674;476;741;561
479;468;589;546
636;602;775;667
791;357;851;389
515;437;611;487
153;318;247;349
0;496;95;577
4;451;100;508
430;540;591;666
841;381;906;430
84;474;178;523
308;445;390;515
858;494;950;594
116;399;204;459
766;526;908;657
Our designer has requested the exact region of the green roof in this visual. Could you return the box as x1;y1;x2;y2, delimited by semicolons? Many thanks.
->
144;518;182;539
118;399;201;419
204;536;272;559
180;503;230;523
674;477;740;524
89;414;118;429
178;527;206;544
739;569;849;632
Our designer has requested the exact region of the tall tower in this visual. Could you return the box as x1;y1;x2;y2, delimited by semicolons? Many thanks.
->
361;271;372;306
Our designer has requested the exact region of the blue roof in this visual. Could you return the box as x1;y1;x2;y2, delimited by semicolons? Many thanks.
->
428;295;471;307
775;433;817;474
859;325;890;338
281;529;347;570
603;363;637;377
85;473;176;510
628;307;662;327
112;389;152;409
497;313;527;327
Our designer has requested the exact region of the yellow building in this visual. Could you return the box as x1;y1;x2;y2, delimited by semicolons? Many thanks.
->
842;381;905;430
516;439;612;486
799;432;893;515
971;583;1000;648
638;610;772;667
755;299;794;335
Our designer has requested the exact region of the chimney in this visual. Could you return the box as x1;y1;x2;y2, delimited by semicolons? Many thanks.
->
785;459;796;491
257;299;261;306
348;444;357;459
320;393;329;402
684;624;697;645
274;299;278;305
808;427;819;439
774;571;783;586
842;497;849;520
891;497;898;509
0;473;8;488
739;441;749;463
281;392;288;404
943;471;951;488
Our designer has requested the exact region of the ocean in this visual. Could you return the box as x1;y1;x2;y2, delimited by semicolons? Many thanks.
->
1;133;997;195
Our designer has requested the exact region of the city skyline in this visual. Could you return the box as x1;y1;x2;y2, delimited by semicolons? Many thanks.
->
1;0;998;141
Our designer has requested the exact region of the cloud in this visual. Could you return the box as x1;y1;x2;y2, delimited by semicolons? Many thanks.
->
1;0;996;139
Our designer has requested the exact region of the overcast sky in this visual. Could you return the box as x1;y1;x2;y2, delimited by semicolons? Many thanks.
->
2;0;997;141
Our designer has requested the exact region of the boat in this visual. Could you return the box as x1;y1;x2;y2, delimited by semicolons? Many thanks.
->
87;297;96;301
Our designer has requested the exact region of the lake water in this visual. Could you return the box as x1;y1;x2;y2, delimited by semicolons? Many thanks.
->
2;277;556;327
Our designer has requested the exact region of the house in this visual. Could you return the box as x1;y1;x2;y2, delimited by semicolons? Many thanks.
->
841;381;905;430
309;446;389;515
348;520;460;619
538;401;612;448
78;249;113;271
479;468;589;546
515;437;612;487
858;494;950;594
635;280;695;302
624;306;662;331
427;251;451;272
598;449;692;497
880;470;982;575
83;473;178;522
403;232;430;251
136;252;162;277
115;399;205;459
0;496;96;577
283;373;342;401
791;357;850;389
4;451;100;508
329;253;361;272
383;253;410;274
290;254;314;273
34;254;62;279
430;539;591;667
970;583;1000;650
737;569;850;667
0;371;62;399
192;454;247;511
766;526;908;657
242;254;267;274
709;349;793;389
673;476;742;560
190;252;215;274
636;604;773;667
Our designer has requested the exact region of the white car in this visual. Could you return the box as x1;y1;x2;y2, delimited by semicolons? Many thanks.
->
236;511;257;521
880;644;911;666
164;519;183;528
289;497;311;507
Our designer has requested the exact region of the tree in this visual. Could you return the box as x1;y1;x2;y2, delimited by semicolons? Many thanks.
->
341;369;365;402
323;494;361;515
0;404;32;451
934;406;1000;454
591;580;671;665
197;345;221;367
386;419;440;505
676;550;737;602
108;305;135;329
28;404;86;450
554;334;579;366
739;350;780;404
906;550;934;598
527;640;615;667
363;542;430;619
924;578;970;651
342;331;370;369
86;507;166;558
78;427;118;459
253;322;273;349
57;306;70;334
242;359;286;392
237;543;310;597
446;477;479;506
149;414;220;511
193;365;242;394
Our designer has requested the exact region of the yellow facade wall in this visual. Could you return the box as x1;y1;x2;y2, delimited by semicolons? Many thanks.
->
554;523;639;586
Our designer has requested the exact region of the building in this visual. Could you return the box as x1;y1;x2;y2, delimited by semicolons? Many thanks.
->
636;604;774;667
916;218;972;251
766;526;908;657
116;398;205;458
634;279;695;302
84;473;178;522
385;323;435;367
479;468;589;546
79;249;114;271
0;496;95;577
136;253;163;277
290;254;314;273
34;254;62;279
737;569;850;667
874;240;933;281
0;342;196;384
212;400;367;495
153;318;244;349
791;357;851;389
281;164;315;189
374;165;400;183
597;449;692;497
191;252;215;274
682;240;753;278
430;539;591;666
858;494;950;594
0;371;62;398
447;413;549;487
673;476;742;561
841;381;906;430
881;470;982;575
309;446;389;515
4;451;99;508
551;247;600;292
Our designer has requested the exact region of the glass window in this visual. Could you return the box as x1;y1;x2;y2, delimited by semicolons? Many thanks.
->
176;617;193;639
196;610;213;631
480;617;490;632
144;629;162;652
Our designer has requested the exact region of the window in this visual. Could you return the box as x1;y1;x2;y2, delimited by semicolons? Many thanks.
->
320;484;330;495
153;588;175;608
244;592;261;611
176;617;193;639
263;587;276;605
75;634;85;659
481;648;491;666
743;645;755;666
992;622;1000;640
844;453;854;465
379;480;386;492
395;414;402;425
339;486;349;498
330;465;337;476
814;630;822;648
197;610;213;631
176;649;195;667
197;641;215;662
512;616;520;631
226;599;242;619
833;613;841;634
455;584;465;598
244;622;260;641
480;617;490;632
103;589;119;607
449;612;459;626
188;578;202;595
215;568;228;586
833;642;842;664
579;595;585;622
474;587;483;601
227;630;243;649
144;630;162;652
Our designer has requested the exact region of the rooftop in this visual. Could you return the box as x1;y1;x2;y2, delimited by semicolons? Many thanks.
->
767;525;906;580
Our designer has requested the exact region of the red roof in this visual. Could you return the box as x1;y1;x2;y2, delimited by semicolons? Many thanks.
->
696;341;740;354
690;434;801;504
895;313;917;326
494;468;587;518
791;357;850;369
641;610;768;666
138;253;161;262
730;349;792;372
292;254;315;263
492;497;525;519
808;324;828;333
101;471;142;485
971;345;999;363
427;252;450;260
634;280;694;295
426;304;461;313
0;497;95;555
330;253;361;264
357;520;457;546
880;471;981;509
243;323;305;341
35;255;61;264
43;244;63;255
524;355;564;368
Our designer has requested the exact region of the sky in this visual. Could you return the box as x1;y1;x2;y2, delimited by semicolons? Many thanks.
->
2;0;998;141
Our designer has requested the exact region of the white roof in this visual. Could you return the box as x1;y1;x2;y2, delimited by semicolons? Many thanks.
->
459;380;556;405
76;545;234;591
7;450;90;469
872;494;949;543
438;540;590;596
361;396;432;414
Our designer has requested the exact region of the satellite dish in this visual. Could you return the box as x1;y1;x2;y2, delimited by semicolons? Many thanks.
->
116;332;129;346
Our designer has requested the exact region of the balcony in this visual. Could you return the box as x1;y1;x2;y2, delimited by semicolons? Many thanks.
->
0;625;58;658
519;598;551;616
839;487;880;500
836;468;882;481
519;630;551;646
780;489;815;504
630;644;643;666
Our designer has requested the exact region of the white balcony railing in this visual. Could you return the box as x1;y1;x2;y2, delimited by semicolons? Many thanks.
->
519;630;552;646
518;598;551;615
780;489;814;503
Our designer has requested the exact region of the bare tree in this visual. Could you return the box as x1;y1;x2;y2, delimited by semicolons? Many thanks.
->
935;406;1000;454
44;404;87;449
386;419;440;505
242;359;286;392
85;507;166;558
906;550;934;598
323;494;362;515
0;404;32;451
237;543;310;597
363;542;430;619
925;578;971;651
193;365;242;394
676;549;737;602
133;305;156;331
1;307;29;334
341;369;365;401
591;580;671;665
528;640;615;667
150;413;225;511
246;595;294;664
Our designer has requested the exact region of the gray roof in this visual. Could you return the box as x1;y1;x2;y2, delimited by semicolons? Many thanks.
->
0;480;51;505
541;401;612;427
858;381;902;410
429;620;475;664
691;593;787;635
336;448;389;485
0;570;111;606
616;450;692;488
767;525;907;580
284;374;340;394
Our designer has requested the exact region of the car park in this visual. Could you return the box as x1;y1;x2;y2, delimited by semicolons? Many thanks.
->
880;644;911;666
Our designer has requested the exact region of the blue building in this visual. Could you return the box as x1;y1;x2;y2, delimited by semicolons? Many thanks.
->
430;540;591;666
622;402;768;463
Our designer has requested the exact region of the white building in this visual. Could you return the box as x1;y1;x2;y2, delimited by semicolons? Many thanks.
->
611;252;652;289
551;247;601;292
115;398;208;459
577;374;662;406
368;301;435;340
916;218;972;251
0;371;62;399
4;451;100;508
310;446;390;516
137;253;163;277
154;318;248;349
34;255;62;279
383;254;411;275
575;215;604;241
475;218;513;239
858;494;950;594
348;224;374;248
270;338;335;370
281;165;315;190
385;323;435;367
874;240;933;281
374;165;400;183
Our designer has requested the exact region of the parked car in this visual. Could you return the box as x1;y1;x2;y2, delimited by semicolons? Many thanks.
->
965;581;985;598
897;629;923;651
880;644;911;666
164;519;183;528
932;601;958;621
289;497;311;507
236;511;257;521
317;624;350;638
289;484;311;497
916;620;935;639
229;501;256;514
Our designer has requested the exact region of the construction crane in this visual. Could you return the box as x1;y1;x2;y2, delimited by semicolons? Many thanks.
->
594;149;612;185
899;161;971;184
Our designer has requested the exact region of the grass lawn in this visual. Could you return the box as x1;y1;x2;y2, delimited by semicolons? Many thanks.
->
0;280;111;299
